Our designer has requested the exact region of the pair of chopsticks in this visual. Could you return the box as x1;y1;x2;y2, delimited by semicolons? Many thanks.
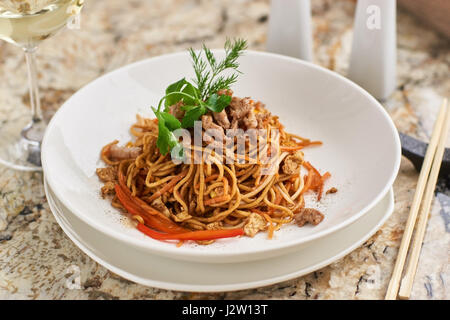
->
385;98;449;300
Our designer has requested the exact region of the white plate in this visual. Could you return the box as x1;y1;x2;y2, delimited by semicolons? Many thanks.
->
45;179;394;292
42;50;401;263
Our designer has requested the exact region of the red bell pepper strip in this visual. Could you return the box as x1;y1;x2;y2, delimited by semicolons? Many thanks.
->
114;184;187;234
118;169;173;221
137;223;244;241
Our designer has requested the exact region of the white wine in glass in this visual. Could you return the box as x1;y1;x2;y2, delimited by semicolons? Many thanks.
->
0;0;84;171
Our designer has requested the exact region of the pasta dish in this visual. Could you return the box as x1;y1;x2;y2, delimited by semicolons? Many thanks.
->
96;40;334;245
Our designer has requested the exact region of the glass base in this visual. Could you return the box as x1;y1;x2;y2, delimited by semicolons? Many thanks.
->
0;120;44;172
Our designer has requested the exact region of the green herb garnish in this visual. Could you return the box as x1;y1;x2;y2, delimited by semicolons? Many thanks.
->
152;39;247;157
190;38;247;100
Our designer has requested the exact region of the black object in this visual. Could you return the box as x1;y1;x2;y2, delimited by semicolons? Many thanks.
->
399;132;450;177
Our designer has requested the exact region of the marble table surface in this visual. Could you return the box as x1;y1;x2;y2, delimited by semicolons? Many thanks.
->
0;0;449;300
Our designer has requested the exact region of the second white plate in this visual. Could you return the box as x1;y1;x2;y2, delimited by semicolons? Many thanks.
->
42;50;401;263
45;179;394;292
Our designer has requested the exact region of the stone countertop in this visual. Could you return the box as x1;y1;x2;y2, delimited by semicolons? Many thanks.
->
0;0;449;300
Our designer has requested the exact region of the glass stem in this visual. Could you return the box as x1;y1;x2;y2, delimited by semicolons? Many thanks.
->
24;47;43;124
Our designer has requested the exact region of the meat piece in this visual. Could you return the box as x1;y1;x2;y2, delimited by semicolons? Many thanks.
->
217;89;233;96
229;97;259;130
100;181;116;198
213;110;231;129
202;114;225;145
169;101;185;120
244;213;267;237
243;110;258;129
206;221;223;230
201;114;224;132
109;145;141;161
255;111;270;129
96;167;117;182
326;187;338;194
229;97;253;119
151;197;171;218
230;118;239;130
295;208;324;227
282;150;304;175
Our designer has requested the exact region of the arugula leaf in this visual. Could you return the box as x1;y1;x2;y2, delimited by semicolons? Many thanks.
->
180;105;198;112
157;123;180;156
159;111;181;131
164;78;198;108
181;105;206;128
205;93;232;113
152;107;181;156
182;81;199;100
166;78;186;95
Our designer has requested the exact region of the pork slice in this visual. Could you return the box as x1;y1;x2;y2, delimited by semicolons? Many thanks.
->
229;97;253;119
282;151;304;175
229;96;260;129
201;114;225;145
213;109;231;129
201;114;223;132
243;110;258;129
100;181;116;198
244;212;267;237
206;221;223;230
96;167;117;182
109;145;141;161
255;112;270;129
168;101;185;120
295;208;324;227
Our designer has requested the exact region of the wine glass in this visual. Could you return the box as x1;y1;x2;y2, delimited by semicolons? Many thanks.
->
0;0;84;171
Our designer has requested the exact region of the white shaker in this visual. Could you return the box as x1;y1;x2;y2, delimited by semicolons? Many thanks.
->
266;0;313;61
348;0;397;100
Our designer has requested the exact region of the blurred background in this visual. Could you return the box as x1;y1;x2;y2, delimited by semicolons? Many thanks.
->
0;0;448;139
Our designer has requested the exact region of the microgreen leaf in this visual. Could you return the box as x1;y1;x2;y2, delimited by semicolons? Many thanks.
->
181;105;206;128
205;93;232;113
152;107;181;156
166;78;187;95
164;79;199;108
159;112;181;131
182;81;199;100
180;105;198;112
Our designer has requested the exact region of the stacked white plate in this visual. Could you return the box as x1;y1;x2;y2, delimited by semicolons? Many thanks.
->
42;51;401;292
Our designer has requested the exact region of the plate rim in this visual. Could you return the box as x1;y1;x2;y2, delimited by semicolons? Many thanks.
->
45;179;394;292
41;49;401;261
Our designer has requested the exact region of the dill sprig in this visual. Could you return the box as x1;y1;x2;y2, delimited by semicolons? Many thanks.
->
190;38;247;100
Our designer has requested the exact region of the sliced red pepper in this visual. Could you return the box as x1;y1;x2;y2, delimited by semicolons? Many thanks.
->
114;184;187;234
137;223;244;241
118;169;173;221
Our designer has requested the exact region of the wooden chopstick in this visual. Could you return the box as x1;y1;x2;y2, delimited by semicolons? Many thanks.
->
397;98;450;299
385;98;449;300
